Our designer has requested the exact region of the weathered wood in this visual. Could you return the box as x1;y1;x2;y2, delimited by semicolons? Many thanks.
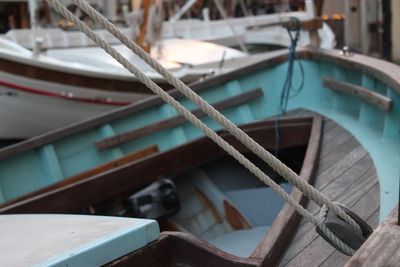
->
108;232;259;267
96;89;263;150
251;116;323;267
323;77;392;112
282;184;379;267
317;138;360;174
0;118;312;214
3;145;159;207
345;208;399;267
278;116;379;266
138;0;151;53
319;128;353;158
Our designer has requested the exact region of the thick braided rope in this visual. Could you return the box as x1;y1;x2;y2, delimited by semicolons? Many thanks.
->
70;0;362;235
46;0;356;254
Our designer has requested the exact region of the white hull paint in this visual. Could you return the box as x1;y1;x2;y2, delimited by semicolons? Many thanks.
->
4;13;335;50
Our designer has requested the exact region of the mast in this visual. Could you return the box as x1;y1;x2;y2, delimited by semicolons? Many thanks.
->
28;0;37;29
133;0;152;53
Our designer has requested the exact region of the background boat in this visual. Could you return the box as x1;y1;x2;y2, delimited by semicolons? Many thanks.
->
0;36;267;139
3;1;335;50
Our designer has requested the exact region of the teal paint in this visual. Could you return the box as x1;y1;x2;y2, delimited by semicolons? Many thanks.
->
1;59;400;221
0;150;48;202
226;80;255;123
34;216;159;267
158;104;188;146
38;145;64;183
359;75;385;131
383;88;400;140
97;124;124;159
54;129;112;178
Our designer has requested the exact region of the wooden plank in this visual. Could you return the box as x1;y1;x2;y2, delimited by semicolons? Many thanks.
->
108;232;259;267
279;171;378;266
137;0;151;53
345;208;400;267
315;146;368;188
305;166;377;224
320;129;353;157
317;138;360;174
0;118;313;214
97;124;124;158
278;117;379;266
96;89;263;150
2;145;159;208
323;77;392;112
282;184;380;267
251;116;322;267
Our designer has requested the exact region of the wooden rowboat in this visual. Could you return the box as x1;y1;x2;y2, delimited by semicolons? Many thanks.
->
0;46;398;265
0;117;321;266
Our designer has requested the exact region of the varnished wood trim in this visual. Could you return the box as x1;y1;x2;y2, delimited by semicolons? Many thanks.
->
3;145;159;207
323;77;392;112
0;118;313;214
107;233;259;267
250;116;323;266
96;89;263;150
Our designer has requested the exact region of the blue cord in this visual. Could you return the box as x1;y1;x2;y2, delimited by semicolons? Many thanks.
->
275;17;305;156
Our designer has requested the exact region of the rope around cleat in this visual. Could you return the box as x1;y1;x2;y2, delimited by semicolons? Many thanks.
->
47;0;359;255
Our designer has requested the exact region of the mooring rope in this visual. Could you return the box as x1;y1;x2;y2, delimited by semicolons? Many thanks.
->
275;17;305;155
47;0;360;255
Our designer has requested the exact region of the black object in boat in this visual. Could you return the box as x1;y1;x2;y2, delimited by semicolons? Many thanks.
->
129;178;180;220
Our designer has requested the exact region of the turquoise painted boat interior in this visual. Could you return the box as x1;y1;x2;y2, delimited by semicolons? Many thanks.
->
0;55;399;221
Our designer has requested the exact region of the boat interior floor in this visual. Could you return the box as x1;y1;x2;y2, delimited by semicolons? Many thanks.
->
277;109;380;266
168;155;294;258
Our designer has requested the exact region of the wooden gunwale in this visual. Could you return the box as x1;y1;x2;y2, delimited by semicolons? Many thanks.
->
0;116;322;267
95;88;263;150
0;117;314;213
0;47;396;160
